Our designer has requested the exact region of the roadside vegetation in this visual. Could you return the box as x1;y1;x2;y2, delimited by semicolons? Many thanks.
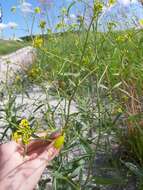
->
0;39;27;55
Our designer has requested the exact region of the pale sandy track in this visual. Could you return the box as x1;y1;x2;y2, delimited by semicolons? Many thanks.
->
0;46;36;82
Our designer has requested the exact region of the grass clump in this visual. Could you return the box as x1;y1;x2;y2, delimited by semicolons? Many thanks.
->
0;40;27;55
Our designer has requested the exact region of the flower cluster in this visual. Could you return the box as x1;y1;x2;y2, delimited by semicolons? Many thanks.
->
116;34;131;43
109;0;116;6
93;1;103;17
33;36;44;48
39;20;46;29
12;119;33;145
35;7;41;14
28;67;41;80
15;75;21;82
139;19;143;27
12;118;65;149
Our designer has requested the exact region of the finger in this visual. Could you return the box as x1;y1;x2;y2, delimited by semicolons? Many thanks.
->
27;141;54;157
0;141;24;166
32;130;61;140
0;146;59;190
49;130;61;139
27;139;53;155
17;146;59;190
24;143;60;164
40;145;60;162
26;130;62;154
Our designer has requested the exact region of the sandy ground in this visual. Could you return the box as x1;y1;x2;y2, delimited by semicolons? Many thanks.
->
0;46;36;83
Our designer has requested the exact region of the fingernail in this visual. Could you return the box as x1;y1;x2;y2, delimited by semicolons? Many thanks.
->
47;148;54;157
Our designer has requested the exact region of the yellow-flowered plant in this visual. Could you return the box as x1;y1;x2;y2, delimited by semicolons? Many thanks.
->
61;7;67;15
109;0;116;6
139;19;143;26
117;107;123;113
12;132;22;143
12;118;65;151
12;119;33;145
15;75;21;82
11;6;16;13
33;36;44;48
93;1;103;17
28;67;41;80
39;20;46;29
34;7;41;14
116;34;131;43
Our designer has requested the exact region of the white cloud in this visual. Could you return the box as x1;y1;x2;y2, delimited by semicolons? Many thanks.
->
118;0;138;6
38;0;52;4
19;2;33;13
7;22;18;29
70;14;76;19
64;14;76;24
0;23;7;31
0;22;18;31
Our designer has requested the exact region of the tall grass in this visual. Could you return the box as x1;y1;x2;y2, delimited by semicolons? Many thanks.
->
0;40;27;55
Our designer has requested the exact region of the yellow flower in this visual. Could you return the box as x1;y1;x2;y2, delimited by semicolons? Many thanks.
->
139;19;143;26
61;7;67;15
12;132;21;143
22;133;31;144
39;20;46;29
34;7;41;14
93;1;103;16
11;6;16;13
116;35;125;43
122;95;129;101
117;108;123;113
12;119;33;145
28;67;41;79
15;75;21;82
19;119;30;128
109;0;116;6
33;36;43;48
53;134;65;149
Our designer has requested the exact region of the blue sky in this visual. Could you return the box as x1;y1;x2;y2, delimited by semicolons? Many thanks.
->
0;0;143;38
0;0;81;38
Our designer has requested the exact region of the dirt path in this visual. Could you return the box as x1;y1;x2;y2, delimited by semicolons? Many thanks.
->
0;46;36;82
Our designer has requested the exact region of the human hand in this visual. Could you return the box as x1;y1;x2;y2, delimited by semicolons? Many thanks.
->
0;136;61;190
